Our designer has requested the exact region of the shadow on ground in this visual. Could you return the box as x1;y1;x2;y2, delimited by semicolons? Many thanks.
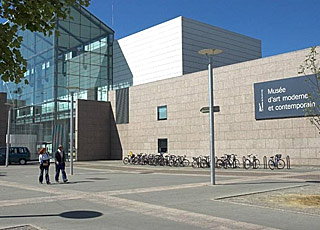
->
0;210;103;219
48;181;94;185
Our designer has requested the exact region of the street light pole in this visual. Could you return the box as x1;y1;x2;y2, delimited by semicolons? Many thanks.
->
70;91;74;175
66;86;79;175
198;48;223;185
208;55;215;185
5;106;12;167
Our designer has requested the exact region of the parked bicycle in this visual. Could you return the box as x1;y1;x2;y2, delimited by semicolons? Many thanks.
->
268;154;285;170
172;155;190;167
123;151;135;165
216;154;240;169
192;155;210;168
243;154;260;169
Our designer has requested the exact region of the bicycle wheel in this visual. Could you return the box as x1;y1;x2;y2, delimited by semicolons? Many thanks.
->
216;159;223;168
200;160;208;168
132;157;139;165
244;159;251;169
183;159;190;167
223;160;229;169
253;159;260;169
233;159;240;168
268;160;275;170
123;157;129;165
159;158;165;166
277;159;285;169
192;161;198;168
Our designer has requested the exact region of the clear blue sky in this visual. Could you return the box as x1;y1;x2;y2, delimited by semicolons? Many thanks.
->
87;0;320;57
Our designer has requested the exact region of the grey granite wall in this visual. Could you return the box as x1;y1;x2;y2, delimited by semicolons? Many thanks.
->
109;47;320;165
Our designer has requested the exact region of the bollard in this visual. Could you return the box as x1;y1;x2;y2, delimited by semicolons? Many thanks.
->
263;156;267;169
242;156;246;168
215;156;218;168
286;155;291;169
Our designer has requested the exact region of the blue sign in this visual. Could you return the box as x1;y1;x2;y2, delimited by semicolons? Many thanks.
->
254;75;319;120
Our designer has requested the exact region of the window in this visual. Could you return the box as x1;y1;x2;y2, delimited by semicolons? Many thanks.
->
157;105;167;120
18;147;25;154
158;139;168;153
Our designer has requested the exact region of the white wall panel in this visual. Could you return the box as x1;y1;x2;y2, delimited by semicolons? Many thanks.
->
112;16;262;88
113;17;183;88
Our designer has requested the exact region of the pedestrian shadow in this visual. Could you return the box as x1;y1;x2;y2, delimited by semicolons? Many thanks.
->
0;210;103;219
86;178;110;181
49;181;93;185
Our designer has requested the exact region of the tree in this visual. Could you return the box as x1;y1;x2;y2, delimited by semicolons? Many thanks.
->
299;46;320;132
0;0;91;84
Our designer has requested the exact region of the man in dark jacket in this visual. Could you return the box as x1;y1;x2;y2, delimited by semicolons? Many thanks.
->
55;145;68;183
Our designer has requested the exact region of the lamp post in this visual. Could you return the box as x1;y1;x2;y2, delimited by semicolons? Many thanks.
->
5;103;15;167
66;87;79;175
198;48;223;185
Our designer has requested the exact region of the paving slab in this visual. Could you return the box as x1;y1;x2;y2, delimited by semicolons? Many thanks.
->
0;161;320;230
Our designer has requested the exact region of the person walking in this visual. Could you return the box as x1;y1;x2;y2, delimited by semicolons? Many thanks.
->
55;145;68;183
39;148;51;184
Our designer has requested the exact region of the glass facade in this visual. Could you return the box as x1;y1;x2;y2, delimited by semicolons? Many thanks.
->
0;5;114;156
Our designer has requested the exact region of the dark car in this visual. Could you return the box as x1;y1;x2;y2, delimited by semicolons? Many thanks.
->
0;147;31;165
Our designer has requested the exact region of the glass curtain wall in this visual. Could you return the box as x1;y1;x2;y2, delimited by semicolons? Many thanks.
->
3;30;55;159
3;5;114;157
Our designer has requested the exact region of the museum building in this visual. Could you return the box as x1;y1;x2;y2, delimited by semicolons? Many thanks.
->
0;5;319;165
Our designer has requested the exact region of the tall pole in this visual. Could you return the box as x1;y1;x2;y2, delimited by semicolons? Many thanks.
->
5;108;11;167
70;91;74;175
208;56;215;185
198;48;222;186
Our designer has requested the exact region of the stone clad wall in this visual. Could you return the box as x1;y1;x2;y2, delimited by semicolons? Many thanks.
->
213;47;319;165
109;47;320;165
76;100;112;161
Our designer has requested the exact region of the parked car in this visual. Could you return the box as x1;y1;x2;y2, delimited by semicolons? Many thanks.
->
0;147;31;165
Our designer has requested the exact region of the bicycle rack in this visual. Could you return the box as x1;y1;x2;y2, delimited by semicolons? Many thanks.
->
263;156;267;169
286;155;291;169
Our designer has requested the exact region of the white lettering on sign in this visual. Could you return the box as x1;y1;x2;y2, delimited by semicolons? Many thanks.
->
264;86;316;113
267;87;286;94
275;102;316;111
282;93;308;101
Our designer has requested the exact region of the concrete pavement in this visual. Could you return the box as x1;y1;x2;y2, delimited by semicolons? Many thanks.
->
0;161;320;230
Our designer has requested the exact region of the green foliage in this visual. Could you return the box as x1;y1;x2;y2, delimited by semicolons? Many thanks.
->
0;0;91;84
298;46;320;132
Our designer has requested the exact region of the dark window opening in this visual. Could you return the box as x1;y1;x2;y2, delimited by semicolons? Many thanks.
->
158;138;168;153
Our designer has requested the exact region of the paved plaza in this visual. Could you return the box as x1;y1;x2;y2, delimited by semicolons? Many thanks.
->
0;161;320;230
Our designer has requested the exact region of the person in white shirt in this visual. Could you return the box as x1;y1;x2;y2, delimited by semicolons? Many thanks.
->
38;148;51;184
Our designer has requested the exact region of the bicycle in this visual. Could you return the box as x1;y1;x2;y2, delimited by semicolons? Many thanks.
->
243;154;260;169
173;155;190;167
268;154;285;170
216;154;240;169
123;151;135;165
192;155;210;168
